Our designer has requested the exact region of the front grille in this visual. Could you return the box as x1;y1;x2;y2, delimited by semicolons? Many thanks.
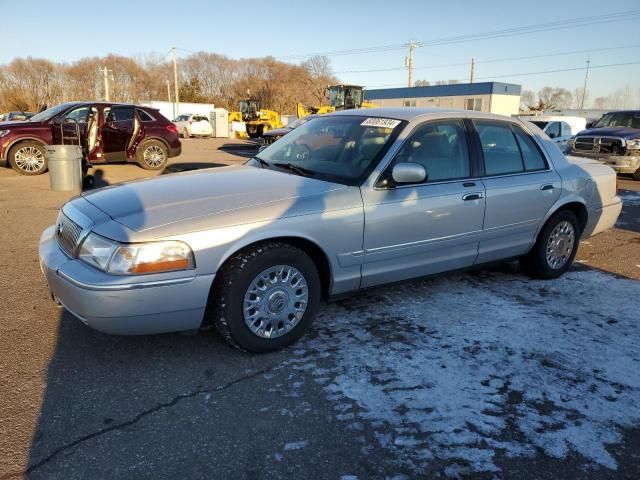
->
56;214;83;257
574;136;595;151
573;136;625;154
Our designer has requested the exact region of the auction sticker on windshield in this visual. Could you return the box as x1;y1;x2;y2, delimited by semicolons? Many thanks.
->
360;118;402;128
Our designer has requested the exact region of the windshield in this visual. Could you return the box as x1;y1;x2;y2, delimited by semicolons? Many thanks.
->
29;103;76;122
531;121;549;130
593;112;640;129
255;115;404;185
286;117;309;129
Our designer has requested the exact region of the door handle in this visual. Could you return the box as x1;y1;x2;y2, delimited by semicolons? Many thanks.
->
462;192;484;201
462;182;476;187
540;184;555;191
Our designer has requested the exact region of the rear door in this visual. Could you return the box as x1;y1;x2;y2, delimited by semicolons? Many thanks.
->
473;119;561;263
101;105;135;161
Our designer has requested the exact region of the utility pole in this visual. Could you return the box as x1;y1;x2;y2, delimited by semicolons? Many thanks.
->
100;66;111;101
579;59;590;110
470;58;475;83
166;80;171;102
405;41;416;88
172;47;180;116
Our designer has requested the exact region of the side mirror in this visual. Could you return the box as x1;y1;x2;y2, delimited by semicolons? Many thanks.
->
258;145;268;153
392;163;427;184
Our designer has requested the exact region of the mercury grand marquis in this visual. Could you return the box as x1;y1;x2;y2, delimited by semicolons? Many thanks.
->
39;108;622;352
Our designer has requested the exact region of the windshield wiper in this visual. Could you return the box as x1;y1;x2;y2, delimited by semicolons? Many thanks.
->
272;162;316;177
253;156;271;169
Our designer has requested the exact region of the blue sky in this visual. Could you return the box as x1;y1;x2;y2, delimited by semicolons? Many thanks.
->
4;0;640;101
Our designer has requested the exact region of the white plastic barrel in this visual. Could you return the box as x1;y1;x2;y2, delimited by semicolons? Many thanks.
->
45;145;83;192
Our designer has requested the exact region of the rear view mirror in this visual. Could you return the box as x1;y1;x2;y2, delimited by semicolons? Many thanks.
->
392;163;427;184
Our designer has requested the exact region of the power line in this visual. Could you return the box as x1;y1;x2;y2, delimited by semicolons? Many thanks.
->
363;60;640;88
335;44;640;75
277;10;640;59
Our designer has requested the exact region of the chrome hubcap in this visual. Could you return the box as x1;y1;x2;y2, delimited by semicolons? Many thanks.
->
546;220;575;269
14;146;45;172
143;145;165;167
243;265;308;339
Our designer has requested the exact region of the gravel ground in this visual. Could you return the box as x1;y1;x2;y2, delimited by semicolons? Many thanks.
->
0;138;639;479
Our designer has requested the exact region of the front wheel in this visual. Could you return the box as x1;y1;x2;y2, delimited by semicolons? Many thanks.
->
9;141;48;175
136;140;168;170
520;210;580;279
208;242;321;352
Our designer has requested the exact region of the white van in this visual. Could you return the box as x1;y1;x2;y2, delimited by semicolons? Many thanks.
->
519;115;587;151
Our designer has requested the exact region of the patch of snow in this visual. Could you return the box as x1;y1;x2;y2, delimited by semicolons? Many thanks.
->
619;190;640;205
284;440;309;451
290;268;640;475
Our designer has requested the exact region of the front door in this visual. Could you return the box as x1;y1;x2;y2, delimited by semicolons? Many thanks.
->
360;118;485;288
101;105;135;161
472;119;562;263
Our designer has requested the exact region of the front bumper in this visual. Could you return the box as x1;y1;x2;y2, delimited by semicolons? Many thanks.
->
38;225;213;335
570;151;640;173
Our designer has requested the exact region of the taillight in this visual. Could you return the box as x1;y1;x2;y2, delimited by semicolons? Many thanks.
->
166;124;178;134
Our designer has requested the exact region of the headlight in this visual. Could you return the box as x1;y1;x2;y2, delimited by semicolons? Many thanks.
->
0;130;10;138
77;232;195;275
626;138;640;150
566;137;576;148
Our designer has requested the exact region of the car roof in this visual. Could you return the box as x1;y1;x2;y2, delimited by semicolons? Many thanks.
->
521;115;585;122
328;107;514;122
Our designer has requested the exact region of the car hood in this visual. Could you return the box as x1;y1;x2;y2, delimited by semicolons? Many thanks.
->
81;165;345;234
576;127;640;139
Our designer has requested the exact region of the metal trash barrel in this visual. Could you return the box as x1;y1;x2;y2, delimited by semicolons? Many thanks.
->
45;145;83;192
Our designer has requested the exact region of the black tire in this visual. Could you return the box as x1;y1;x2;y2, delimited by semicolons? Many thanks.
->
259;124;270;137
8;141;48;175
520;210;580;279
633;168;640;181
182;128;189;139
207;241;321;353
136;140;168;170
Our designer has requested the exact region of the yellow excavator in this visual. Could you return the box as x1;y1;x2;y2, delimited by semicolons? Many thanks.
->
233;98;283;138
297;84;378;118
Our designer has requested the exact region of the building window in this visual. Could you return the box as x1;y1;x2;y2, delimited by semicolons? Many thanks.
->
403;99;417;107
465;98;483;111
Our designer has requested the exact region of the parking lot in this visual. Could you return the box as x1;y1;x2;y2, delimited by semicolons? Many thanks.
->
1;138;639;479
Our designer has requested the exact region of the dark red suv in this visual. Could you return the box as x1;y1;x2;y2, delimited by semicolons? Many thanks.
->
0;102;181;175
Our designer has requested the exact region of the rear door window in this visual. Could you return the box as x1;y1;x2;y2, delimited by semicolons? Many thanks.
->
512;126;548;171
137;109;154;122
110;106;134;122
474;121;524;176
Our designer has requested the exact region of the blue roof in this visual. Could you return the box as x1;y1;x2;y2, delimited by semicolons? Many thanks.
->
365;82;521;100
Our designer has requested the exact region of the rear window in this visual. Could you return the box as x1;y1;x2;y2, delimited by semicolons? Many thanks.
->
193;116;209;122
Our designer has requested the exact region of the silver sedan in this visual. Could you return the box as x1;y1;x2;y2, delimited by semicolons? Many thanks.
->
39;108;622;352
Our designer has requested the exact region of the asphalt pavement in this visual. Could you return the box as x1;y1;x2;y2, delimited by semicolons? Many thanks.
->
1;138;639;479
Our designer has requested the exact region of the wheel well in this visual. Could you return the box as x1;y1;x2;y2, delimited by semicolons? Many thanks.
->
7;139;46;159
140;136;170;152
214;237;332;299
557;202;588;233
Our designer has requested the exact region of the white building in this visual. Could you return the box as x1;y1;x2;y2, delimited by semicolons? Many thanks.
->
365;82;521;117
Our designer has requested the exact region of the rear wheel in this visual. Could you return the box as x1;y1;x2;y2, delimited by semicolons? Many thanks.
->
182;128;189;139
520;210;580;279
136;140;168;170
208;242;321;352
9;141;47;175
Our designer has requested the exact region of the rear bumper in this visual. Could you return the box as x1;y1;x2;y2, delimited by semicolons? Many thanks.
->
583;197;623;237
39;225;213;335
169;145;182;158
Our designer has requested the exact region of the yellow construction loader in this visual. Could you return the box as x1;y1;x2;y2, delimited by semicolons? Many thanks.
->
297;84;378;118
238;98;283;138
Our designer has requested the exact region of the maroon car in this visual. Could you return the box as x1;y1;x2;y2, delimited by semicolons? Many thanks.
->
0;102;181;175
